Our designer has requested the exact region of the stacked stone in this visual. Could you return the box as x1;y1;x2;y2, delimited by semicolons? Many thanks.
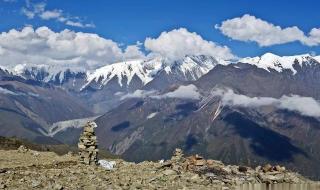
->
78;121;98;165
171;148;184;162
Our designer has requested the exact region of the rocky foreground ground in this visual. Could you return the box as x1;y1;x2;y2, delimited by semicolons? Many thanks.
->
0;147;319;190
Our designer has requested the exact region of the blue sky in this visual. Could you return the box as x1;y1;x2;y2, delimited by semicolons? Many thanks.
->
1;0;320;59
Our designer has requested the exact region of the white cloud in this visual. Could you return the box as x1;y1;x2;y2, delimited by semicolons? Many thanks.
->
65;21;95;28
155;84;201;100
2;0;17;2
278;95;320;118
216;14;320;46
21;1;94;28
123;44;146;60
211;88;320;118
309;28;320;44
120;90;157;100
0;26;145;71
0;25;237;73
39;10;62;20
121;85;201;100
144;28;235;61
21;7;35;18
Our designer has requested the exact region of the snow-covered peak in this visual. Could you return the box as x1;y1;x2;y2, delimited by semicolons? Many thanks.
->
3;55;227;89
239;53;316;74
8;64;86;83
173;55;227;80
83;55;226;89
85;59;165;87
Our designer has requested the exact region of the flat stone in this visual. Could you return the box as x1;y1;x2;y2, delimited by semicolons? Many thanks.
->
31;180;41;188
162;169;177;176
195;160;206;166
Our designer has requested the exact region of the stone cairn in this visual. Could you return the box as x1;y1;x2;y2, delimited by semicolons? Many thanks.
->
78;121;98;165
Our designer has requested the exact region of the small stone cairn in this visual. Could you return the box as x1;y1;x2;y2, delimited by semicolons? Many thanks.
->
171;148;184;162
78;121;98;165
17;145;29;153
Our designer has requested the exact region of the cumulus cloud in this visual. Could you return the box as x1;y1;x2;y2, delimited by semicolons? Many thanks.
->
144;28;235;61
120;85;201;100
0;26;237;72
216;14;320;46
0;26;144;71
309;28;320;45
211;88;320;118
278;95;320;118
21;1;94;28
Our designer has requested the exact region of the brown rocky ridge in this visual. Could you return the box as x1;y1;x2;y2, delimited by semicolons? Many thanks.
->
0;145;319;189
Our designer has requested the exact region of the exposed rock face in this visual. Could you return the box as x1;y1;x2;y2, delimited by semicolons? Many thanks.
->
78;121;98;165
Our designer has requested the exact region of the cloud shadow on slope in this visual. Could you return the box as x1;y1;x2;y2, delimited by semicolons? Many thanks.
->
224;112;308;161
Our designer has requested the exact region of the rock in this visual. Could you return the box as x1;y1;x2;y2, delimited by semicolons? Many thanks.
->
238;166;248;173
189;174;201;183
0;169;6;174
78;121;99;166
162;169;177;176
0;146;316;189
99;160;116;170
31;180;41;188
30;151;40;156
262;164;272;173
274;165;286;172
53;184;63;190
207;159;223;166
17;145;28;153
195;159;206;166
221;166;232;175
258;172;285;183
171;148;183;162
0;183;6;189
255;166;261;172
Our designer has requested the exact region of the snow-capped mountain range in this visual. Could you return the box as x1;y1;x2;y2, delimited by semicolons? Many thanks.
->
239;53;320;74
2;53;320;90
1;55;227;91
2;53;320;113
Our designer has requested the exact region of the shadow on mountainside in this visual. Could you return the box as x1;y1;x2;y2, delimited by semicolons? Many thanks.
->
224;112;308;161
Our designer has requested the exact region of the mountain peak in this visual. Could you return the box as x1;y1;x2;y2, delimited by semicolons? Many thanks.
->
85;59;160;88
239;53;317;74
83;55;225;89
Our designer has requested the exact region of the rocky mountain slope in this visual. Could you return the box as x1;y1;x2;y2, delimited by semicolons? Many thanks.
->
0;69;93;143
0;146;318;190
